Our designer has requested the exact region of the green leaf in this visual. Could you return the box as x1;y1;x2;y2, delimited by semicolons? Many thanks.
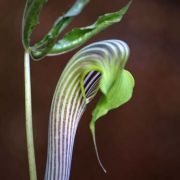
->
30;0;90;59
90;69;135;131
22;0;48;49
22;0;89;51
31;0;132;58
89;69;134;173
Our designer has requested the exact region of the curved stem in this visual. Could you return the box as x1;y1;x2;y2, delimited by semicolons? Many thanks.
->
24;51;37;180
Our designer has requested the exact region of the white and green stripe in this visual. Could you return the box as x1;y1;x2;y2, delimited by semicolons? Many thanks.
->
45;39;129;180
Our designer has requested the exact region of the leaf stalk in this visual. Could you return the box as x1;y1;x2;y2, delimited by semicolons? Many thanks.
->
24;51;37;180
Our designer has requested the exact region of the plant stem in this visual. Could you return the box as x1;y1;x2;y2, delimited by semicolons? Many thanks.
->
24;51;37;180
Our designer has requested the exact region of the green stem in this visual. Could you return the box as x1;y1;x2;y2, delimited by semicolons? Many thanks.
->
24;51;37;180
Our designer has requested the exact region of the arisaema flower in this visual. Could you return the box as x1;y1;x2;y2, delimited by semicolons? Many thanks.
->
45;39;135;180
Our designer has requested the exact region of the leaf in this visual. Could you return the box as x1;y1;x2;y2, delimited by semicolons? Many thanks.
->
22;0;89;51
31;0;132;58
44;40;135;179
30;0;90;59
22;0;48;49
89;69;134;172
90;70;135;126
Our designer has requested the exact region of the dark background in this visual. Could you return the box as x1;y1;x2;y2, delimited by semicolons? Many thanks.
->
0;0;180;179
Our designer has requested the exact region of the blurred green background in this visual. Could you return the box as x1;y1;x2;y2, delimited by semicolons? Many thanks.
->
0;0;180;179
